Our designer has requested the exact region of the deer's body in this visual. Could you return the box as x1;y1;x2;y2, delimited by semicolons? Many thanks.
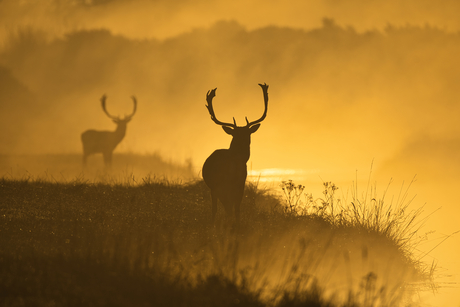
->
81;95;137;168
202;84;268;224
81;125;127;166
202;149;248;220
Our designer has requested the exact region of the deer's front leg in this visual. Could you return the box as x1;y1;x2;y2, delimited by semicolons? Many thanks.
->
103;152;113;168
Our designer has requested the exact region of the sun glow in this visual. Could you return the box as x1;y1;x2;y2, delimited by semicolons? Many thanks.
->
248;168;312;182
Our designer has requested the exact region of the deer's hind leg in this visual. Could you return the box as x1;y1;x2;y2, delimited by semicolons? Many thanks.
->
234;188;245;225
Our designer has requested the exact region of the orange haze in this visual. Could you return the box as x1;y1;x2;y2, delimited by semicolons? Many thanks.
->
1;1;460;305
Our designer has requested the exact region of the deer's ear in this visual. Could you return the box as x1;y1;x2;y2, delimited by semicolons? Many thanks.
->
222;126;234;135
249;124;260;134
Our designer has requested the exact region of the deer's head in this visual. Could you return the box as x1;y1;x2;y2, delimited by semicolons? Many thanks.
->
101;95;137;127
205;83;269;154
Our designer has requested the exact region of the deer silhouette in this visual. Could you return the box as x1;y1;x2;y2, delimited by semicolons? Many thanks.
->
202;83;269;224
81;95;137;168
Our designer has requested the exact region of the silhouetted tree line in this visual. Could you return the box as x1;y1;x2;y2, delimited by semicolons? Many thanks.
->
2;19;459;102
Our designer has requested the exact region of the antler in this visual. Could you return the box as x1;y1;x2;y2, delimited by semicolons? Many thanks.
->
205;88;237;128
100;95;137;121
124;96;137;120
205;84;268;128
245;83;269;127
100;95;118;120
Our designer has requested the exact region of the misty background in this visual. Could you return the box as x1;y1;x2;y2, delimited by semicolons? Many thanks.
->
2;18;460;175
1;1;460;305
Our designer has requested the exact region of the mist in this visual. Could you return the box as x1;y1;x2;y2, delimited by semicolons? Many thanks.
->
1;2;460;305
2;19;460;174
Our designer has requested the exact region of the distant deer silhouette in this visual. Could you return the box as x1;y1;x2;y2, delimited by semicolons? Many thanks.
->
81;95;137;168
202;83;269;224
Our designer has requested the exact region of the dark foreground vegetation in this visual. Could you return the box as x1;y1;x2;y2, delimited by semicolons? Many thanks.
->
0;176;432;307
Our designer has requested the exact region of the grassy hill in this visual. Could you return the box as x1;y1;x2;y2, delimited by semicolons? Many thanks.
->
0;175;431;306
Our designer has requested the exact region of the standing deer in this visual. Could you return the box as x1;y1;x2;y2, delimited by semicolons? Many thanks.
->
81;94;137;168
202;83;269;224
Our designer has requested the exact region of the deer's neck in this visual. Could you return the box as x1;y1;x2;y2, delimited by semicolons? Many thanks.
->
114;124;127;141
228;138;251;163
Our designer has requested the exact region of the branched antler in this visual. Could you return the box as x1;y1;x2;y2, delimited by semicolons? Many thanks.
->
205;83;269;128
205;88;236;128
101;95;137;121
101;95;118;120
125;96;137;120
245;83;269;127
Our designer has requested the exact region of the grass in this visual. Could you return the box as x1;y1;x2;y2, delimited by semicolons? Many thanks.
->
0;173;433;307
279;178;426;257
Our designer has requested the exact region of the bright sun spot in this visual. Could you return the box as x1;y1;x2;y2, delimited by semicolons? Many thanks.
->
247;168;318;182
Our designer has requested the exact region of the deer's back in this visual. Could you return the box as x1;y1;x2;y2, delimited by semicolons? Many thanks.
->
81;130;119;153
